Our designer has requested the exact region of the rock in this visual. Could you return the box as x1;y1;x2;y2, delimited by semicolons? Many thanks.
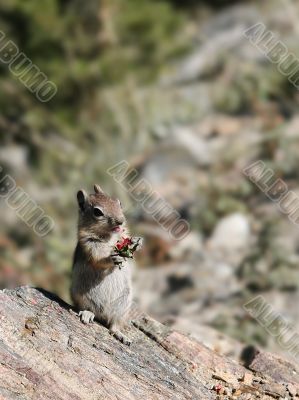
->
168;231;203;262
162;316;243;360
0;145;28;175
129;125;210;226
200;5;260;39
135;259;241;321
163;25;256;85
1;286;211;400
284;115;299;139
139;126;211;184
170;26;245;84
162;5;262;85
206;213;251;268
253;290;299;362
170;126;212;165
242;346;299;386
1;286;299;399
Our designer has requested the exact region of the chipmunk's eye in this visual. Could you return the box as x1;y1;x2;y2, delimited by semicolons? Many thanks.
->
93;207;104;217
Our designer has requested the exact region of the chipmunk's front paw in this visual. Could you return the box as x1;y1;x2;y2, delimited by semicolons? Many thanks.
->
131;236;143;251
79;310;95;324
111;254;124;269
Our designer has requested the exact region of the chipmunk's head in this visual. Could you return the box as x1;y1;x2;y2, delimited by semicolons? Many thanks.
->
77;184;125;240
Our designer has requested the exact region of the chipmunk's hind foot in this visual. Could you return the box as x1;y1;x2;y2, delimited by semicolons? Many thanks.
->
109;327;131;346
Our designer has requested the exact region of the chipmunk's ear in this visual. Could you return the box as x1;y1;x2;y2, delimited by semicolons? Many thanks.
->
94;184;104;194
77;190;88;211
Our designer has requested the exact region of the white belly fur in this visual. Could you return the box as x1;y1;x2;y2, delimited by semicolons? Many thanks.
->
71;259;133;326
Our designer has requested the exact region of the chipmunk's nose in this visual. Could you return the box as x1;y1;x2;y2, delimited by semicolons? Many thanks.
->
110;218;124;232
109;217;123;226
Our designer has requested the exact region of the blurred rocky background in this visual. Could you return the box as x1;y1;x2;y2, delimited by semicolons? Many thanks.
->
1;0;299;363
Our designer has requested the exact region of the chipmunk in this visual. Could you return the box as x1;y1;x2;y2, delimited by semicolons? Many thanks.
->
71;184;142;345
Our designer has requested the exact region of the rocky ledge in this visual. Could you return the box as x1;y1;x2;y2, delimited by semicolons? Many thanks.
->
0;286;299;399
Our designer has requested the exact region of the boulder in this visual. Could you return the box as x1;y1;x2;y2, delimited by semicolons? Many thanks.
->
1;286;299;399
